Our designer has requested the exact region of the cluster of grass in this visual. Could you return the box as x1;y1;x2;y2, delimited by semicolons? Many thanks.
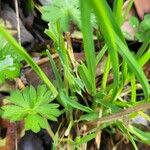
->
0;0;150;149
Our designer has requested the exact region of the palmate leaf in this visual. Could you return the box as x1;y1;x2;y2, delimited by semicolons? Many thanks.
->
42;0;80;31
2;85;61;133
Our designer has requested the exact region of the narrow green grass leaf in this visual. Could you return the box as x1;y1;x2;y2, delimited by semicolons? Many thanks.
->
79;112;99;121
113;0;124;25
96;44;107;65
138;47;150;67
115;33;149;99
60;91;94;113
46;50;64;90
118;122;138;150
78;63;92;94
75;133;96;145
86;0;120;94
131;75;136;103
80;0;96;95
136;35;150;58
129;125;150;144
101;55;111;90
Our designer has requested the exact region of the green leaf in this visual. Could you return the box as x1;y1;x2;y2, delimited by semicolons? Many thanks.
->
129;16;139;28
95;99;121;113
46;50;64;90
25;114;48;133
117;122;138;150
79;112;99;121
85;0;120;96
113;0;124;25
78;63;92;94
2;105;26;121
80;1;96;95
75;133;96;145
2;85;60;133
60;91;94;113
0;25;58;98
36;85;54;106
129;125;150;144
37;84;47;97
38;104;61;118
0;55;21;84
42;0;80;31
23;86;31;107
96;44;107;65
29;85;37;106
8;90;29;108
115;33;149;99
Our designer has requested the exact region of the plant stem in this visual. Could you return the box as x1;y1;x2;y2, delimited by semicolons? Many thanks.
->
87;102;150;126
46;124;55;141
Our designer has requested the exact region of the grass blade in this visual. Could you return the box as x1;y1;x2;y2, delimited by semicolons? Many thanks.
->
115;33;149;99
46;50;64;90
113;0;124;25
86;0;120;95
80;0;96;95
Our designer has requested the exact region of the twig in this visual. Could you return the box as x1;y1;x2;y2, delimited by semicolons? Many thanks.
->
14;0;21;44
86;102;150;126
14;1;21;149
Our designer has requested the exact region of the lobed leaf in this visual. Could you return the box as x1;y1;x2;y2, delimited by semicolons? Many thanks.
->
25;114;48;133
8;90;29;108
2;105;27;121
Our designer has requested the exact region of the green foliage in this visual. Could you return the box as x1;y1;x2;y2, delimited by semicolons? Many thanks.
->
0;0;149;148
0;35;22;83
0;25;58;99
130;14;150;42
79;1;96;96
113;0;124;25
42;0;80;31
25;0;34;13
2;85;61;133
42;0;97;31
129;125;150;144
